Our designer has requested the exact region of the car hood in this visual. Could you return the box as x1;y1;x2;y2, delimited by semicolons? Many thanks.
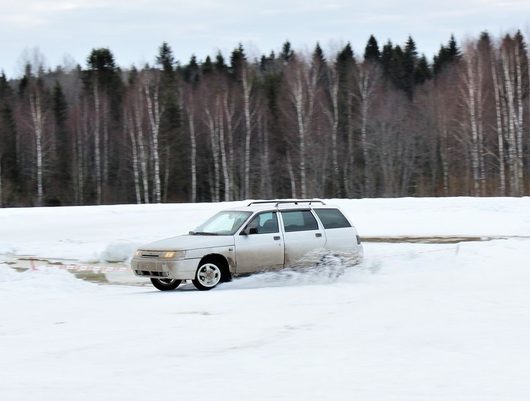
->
139;234;235;251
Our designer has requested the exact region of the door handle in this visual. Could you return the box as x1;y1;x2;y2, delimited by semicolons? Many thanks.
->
273;236;281;241
315;233;322;238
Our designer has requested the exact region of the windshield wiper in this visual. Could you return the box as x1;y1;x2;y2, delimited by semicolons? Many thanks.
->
189;231;219;236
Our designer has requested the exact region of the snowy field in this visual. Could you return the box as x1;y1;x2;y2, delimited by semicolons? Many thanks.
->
1;197;530;401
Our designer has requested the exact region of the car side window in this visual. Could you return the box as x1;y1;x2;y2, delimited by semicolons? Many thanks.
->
314;209;352;229
281;210;319;232
245;212;279;234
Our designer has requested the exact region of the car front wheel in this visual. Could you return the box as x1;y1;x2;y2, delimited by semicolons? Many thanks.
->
192;262;222;291
150;278;182;291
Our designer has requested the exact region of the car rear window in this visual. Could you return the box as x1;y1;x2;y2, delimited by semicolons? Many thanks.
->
314;209;351;229
281;210;319;232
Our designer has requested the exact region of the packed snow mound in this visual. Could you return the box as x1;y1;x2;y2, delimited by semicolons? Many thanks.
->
100;241;139;262
0;264;95;293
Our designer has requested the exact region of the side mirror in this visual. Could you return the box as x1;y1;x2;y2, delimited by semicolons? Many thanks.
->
241;227;258;235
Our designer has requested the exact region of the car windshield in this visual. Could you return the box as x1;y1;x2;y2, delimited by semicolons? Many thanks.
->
190;211;252;235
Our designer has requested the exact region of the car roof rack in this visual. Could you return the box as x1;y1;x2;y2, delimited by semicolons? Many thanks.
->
247;199;326;207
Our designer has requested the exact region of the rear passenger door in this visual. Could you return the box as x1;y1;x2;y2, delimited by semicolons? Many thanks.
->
313;208;357;253
280;210;326;266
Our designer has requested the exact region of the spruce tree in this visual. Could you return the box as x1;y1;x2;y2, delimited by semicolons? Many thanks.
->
433;35;461;75
415;55;432;84
313;42;325;63
202;56;214;75
155;42;175;74
51;81;70;200
403;36;419;97
214;51;228;73
83;48;123;203
0;72;19;198
364;35;381;62
183;55;200;84
447;34;461;59
84;47;122;117
389;44;405;90
381;40;394;78
154;43;183;201
280;41;295;63
312;42;328;87
229;43;247;79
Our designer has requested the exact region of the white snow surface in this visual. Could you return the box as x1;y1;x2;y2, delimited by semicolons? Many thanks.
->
1;197;530;400
1;197;529;261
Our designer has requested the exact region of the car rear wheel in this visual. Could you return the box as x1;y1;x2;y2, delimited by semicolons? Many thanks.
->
150;278;182;291
192;262;222;291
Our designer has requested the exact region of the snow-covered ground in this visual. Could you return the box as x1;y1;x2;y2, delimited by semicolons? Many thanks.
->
1;197;530;401
1;197;529;261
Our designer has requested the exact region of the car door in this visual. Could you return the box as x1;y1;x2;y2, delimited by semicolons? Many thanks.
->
280;209;326;266
234;211;284;273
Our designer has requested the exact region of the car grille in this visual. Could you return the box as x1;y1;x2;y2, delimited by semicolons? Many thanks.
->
133;259;170;278
140;251;160;258
135;270;169;277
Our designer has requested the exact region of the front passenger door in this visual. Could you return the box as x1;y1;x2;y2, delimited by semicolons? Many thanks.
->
234;212;284;273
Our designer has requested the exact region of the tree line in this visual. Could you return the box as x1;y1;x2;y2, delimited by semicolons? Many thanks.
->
0;31;528;207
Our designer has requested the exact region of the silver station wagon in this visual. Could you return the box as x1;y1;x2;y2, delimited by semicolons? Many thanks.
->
131;200;363;291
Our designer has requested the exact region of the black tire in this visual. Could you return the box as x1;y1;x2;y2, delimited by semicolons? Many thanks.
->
192;261;223;291
150;278;182;291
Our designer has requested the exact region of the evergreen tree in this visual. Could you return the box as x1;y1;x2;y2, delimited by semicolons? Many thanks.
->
229;43;247;79
128;65;139;85
337;43;354;66
83;48;123;203
84;47;122;115
259;51;279;73
280;41;295;63
214;51;228;73
403;36;419;97
477;31;492;51
313;42;326;64
364;35;381;62
202;56;214;75
434;35;462;75
387;44;405;90
0;72;19;198
447;34;461;59
334;43;357;197
312;42;328;87
183;55;200;84
51;81;70;201
381;40;394;78
415;55;432;84
155;42;175;74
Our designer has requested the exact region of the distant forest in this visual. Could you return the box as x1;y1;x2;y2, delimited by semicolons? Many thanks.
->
0;31;529;207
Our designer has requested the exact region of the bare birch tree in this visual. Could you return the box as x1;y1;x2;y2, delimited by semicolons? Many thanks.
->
28;85;46;206
143;73;163;203
241;66;253;199
355;61;380;197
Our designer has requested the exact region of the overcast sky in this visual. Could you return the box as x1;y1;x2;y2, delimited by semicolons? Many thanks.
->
1;0;529;77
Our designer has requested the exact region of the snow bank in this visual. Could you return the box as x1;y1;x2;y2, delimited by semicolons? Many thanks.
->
100;241;140;262
0;263;94;294
1;197;529;261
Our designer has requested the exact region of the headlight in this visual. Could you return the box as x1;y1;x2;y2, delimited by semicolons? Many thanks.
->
161;251;185;259
135;250;142;257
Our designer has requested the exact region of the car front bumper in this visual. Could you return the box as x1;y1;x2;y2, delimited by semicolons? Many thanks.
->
131;257;199;280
